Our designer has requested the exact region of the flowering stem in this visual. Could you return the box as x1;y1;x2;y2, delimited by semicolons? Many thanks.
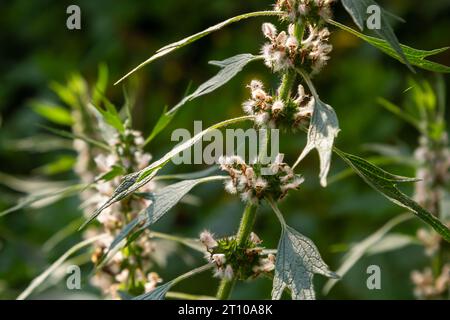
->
277;21;306;101
216;203;258;299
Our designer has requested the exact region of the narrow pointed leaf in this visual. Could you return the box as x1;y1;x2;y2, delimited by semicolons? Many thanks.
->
105;176;226;256
80;116;252;229
329;20;450;73
114;11;282;84
340;0;412;71
170;54;259;114
334;149;450;242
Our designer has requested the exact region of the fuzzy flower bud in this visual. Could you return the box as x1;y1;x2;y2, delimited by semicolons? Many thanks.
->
200;230;218;249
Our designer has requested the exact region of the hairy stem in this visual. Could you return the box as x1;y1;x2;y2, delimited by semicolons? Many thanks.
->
216;203;258;299
277;21;306;101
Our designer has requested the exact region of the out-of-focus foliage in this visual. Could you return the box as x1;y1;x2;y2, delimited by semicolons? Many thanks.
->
0;0;449;299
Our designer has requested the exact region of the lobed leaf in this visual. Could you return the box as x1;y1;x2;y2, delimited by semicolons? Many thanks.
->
329;20;450;73
340;0;412;71
294;69;340;187
272;225;338;300
268;200;338;300
334;149;450;242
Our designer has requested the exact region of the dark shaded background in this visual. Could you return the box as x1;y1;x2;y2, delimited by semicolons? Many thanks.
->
0;0;449;299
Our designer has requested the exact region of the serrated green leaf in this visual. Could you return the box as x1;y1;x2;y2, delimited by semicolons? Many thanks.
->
294;69;340;187
340;0;412;71
329;20;450;73
169;54;259;115
80;116;253;229
334;149;450;242
323;214;411;294
114;11;282;85
272;225;338;300
31;101;73;126
268;200;338;300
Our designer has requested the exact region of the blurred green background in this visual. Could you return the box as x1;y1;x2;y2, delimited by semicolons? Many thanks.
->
0;0;449;299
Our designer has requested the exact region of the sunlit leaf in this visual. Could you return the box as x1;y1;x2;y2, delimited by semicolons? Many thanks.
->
31;101;73;126
329;20;450;73
268;200;338;300
80;116;253;229
334;149;450;242
340;0;412;71
170;54;259;114
294;69;340;187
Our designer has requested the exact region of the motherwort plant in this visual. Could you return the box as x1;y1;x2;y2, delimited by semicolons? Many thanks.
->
5;0;449;300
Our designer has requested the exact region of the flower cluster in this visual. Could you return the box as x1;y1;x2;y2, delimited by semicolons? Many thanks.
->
411;264;450;299
275;0;335;23
218;154;304;203
78;128;161;298
243;80;314;129
200;231;275;280
261;22;332;74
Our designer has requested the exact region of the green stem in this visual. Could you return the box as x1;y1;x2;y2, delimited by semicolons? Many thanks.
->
216;203;258;299
277;21;306;102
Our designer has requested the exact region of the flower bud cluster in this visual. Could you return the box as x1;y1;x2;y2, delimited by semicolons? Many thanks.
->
80;128;160;298
275;0;335;23
411;264;450;299
243;80;314;129
200;231;276;280
218;154;304;203
261;22;332;74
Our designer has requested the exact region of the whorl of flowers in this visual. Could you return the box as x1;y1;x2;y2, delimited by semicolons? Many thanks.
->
411;264;450;299
261;22;332;74
243;80;314;129
275;0;335;23
79;128;160;298
218;154;304;203
200;231;275;280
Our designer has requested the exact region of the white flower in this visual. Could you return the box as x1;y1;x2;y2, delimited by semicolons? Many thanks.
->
242;99;256;115
252;88;268;101
115;269;129;283
224;265;234;280
212;254;227;266
214;268;225;279
224;180;237;194
200;230;218;249
262;23;277;40
271;99;285;115
254;177;268;193
248;80;264;91
255;112;270;126
250;232;262;245
94;154;117;172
